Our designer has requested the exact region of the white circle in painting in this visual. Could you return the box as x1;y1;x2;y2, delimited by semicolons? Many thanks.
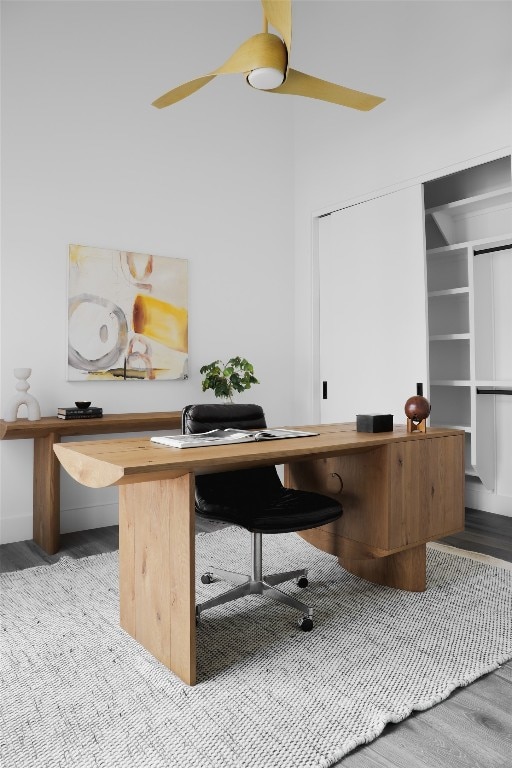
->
69;301;120;359
68;294;128;371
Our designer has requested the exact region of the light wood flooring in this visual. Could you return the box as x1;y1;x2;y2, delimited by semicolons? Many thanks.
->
1;509;511;767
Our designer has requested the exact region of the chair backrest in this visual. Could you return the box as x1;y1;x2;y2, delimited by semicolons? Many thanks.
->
182;403;267;434
182;403;283;516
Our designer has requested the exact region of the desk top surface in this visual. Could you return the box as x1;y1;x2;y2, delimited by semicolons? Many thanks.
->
53;423;464;489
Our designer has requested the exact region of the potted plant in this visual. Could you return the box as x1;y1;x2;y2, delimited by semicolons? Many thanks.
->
200;357;259;401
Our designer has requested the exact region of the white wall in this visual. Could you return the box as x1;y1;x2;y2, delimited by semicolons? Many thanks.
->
290;0;512;422
0;1;295;543
2;1;511;543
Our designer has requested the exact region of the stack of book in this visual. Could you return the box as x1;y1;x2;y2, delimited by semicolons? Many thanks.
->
57;406;103;420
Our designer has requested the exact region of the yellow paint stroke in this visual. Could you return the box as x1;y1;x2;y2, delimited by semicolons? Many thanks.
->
69;244;86;266
133;294;188;352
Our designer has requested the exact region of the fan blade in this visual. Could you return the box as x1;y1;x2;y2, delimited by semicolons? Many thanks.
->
152;74;216;109
261;0;291;54
271;68;385;111
152;33;286;108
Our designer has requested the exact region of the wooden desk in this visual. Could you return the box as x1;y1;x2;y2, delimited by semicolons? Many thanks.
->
54;423;464;686
0;412;181;554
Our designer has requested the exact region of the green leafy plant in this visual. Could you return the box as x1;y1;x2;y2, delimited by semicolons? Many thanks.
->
200;357;259;401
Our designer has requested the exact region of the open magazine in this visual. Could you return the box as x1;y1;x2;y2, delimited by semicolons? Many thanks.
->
150;427;319;449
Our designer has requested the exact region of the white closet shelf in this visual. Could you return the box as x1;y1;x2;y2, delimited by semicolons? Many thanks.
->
425;186;512;217
475;380;512;387
427;232;512;256
430;380;470;386
428;287;469;298
429;334;470;341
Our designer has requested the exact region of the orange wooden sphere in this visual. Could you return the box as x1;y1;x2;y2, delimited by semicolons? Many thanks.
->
404;395;431;422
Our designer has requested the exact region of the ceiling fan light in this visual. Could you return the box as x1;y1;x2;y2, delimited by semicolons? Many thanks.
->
247;67;284;90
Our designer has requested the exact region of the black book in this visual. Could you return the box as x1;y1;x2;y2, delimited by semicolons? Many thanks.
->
57;406;102;414
57;406;103;418
57;411;103;420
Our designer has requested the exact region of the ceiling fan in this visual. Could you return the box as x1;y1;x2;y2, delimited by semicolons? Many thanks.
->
152;0;385;111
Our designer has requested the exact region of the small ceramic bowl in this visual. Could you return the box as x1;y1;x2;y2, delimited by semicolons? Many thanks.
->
75;401;91;410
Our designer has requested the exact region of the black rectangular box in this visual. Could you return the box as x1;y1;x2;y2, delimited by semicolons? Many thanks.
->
356;413;393;433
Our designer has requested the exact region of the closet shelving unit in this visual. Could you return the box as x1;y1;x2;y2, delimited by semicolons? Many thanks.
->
424;162;512;490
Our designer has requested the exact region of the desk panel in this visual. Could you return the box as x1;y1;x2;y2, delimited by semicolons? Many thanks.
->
286;431;465;592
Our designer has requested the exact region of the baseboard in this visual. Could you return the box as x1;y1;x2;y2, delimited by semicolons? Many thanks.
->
428;541;512;570
0;503;118;545
465;484;512;517
0;514;33;545
60;503;118;534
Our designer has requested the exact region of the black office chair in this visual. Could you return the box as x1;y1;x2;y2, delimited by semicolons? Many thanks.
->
183;403;342;630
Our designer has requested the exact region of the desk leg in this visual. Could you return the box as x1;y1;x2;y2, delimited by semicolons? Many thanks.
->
300;527;427;592
338;543;427;592
33;433;61;555
119;473;196;685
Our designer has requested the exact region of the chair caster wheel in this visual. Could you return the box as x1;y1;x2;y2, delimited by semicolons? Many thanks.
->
299;616;313;631
297;576;308;588
201;573;213;584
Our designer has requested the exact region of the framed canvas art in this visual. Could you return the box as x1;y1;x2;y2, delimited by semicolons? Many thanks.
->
67;245;188;381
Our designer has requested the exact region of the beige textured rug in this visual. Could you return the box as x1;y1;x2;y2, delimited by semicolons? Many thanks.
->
2;528;511;768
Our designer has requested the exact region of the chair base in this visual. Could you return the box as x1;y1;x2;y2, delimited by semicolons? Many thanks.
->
197;564;312;611
196;531;314;630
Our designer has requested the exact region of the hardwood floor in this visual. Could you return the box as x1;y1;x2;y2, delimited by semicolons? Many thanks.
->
1;509;511;767
441;507;512;563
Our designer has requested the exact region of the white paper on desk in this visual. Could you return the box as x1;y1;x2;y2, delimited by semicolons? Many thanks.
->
150;428;318;449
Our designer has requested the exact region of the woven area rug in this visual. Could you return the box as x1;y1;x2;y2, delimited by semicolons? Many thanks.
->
2;528;512;768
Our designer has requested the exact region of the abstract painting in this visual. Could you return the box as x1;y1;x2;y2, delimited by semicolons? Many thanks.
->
67;245;188;381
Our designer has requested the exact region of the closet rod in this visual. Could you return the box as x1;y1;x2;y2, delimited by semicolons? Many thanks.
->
477;388;512;395
474;243;511;256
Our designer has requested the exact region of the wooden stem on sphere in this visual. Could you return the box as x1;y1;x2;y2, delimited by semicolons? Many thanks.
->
407;418;427;433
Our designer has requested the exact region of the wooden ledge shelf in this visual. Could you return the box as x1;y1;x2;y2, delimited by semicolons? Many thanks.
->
0;411;181;440
0;411;181;554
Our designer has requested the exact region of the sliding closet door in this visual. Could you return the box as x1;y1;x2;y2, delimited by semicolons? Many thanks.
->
319;186;428;424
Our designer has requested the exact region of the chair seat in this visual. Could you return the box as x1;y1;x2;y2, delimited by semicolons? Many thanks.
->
196;486;341;533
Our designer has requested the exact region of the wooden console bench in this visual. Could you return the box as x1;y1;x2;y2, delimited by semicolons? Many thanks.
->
0;411;181;554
